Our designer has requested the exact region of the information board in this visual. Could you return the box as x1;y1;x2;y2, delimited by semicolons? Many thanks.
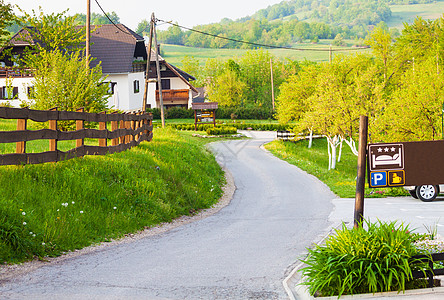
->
367;140;444;188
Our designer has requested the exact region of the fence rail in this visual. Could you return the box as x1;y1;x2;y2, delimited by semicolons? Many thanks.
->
0;107;153;165
411;252;444;288
0;67;33;78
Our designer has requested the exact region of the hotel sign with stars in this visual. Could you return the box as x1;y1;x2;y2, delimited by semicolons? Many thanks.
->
367;140;444;188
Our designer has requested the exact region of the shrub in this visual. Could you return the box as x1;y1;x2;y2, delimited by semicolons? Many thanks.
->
206;126;237;135
300;220;422;297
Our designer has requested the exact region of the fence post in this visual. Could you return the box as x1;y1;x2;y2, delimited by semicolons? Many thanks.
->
130;115;136;142
16;118;27;154
119;118;125;145
111;112;118;146
99;111;107;147
49;107;58;154
125;116;131;144
76;108;84;148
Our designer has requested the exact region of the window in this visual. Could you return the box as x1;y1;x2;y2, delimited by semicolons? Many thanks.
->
133;80;140;93
156;79;171;90
0;86;18;100
27;86;35;98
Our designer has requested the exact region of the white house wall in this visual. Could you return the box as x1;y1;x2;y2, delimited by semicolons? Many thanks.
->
0;77;33;107
106;72;146;112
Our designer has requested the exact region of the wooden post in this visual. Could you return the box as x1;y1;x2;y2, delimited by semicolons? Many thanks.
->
194;110;197;131
270;58;275;110
111;113;118;146
49;108;58;153
16;118;27;154
119;119;125;145
86;0;91;67
76;108;84;148
99;111;107;147
130;118;135;142
213;109;216;127
125;119;131;144
142;13;155;112
153;15;165;128
354;115;368;228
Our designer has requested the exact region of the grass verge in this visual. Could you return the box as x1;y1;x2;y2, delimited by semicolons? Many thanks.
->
0;128;226;264
264;137;408;198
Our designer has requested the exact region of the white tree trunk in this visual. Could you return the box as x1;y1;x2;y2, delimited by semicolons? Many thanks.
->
344;136;359;156
308;128;313;148
337;137;343;162
327;135;341;170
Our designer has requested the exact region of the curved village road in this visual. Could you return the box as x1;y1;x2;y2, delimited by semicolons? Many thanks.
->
0;131;335;300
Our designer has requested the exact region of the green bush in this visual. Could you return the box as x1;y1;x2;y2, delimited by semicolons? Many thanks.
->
300;220;423;297
170;122;289;131
216;107;275;120
206;126;237;135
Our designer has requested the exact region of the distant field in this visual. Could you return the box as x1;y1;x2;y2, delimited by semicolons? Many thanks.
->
387;1;444;28
161;41;371;66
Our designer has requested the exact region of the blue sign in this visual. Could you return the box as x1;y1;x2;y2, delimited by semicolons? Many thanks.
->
370;171;387;187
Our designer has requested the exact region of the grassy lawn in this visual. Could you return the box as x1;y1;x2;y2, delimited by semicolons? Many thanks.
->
0;127;227;264
264;137;408;198
388;1;444;29
161;42;371;66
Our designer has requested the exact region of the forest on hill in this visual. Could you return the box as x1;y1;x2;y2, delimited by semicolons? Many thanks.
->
153;0;439;49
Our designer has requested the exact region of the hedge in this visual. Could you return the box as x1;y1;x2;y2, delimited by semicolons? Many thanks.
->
206;126;237;135
169;122;291;131
147;107;275;120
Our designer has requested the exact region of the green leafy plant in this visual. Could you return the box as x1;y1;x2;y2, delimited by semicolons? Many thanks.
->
300;220;422;297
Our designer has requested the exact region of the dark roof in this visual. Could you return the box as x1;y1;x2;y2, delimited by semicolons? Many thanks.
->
192;102;218;110
89;24;145;73
7;24;146;74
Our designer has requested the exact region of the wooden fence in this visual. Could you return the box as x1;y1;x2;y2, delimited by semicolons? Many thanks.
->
0;107;153;166
411;252;444;288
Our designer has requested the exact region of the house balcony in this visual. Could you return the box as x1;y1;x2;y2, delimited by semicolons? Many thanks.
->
0;67;33;78
156;89;190;107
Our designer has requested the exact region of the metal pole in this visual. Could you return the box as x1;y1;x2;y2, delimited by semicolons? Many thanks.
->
354;115;368;228
152;16;165;128
142;13;154;112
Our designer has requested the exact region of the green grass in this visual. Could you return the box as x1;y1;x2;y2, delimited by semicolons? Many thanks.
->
388;1;444;29
264;137;408;198
161;42;371;66
0;128;225;264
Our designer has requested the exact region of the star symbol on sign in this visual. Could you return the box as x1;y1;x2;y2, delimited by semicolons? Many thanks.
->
391;147;396;152
377;148;383;152
384;147;390;152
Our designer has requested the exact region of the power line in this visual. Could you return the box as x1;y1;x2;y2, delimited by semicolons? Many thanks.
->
93;0;132;36
156;18;366;53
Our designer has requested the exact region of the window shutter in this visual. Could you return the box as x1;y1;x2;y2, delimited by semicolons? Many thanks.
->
13;87;18;98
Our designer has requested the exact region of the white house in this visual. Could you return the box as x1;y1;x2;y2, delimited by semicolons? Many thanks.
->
0;24;197;111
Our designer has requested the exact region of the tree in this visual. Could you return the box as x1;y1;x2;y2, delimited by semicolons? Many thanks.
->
207;69;247;107
26;49;109;117
14;7;85;55
374;58;444;142
0;0;14;46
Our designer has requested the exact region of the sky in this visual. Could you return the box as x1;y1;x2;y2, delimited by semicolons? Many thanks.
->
11;0;284;31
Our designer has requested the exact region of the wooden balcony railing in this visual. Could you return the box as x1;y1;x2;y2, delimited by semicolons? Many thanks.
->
156;89;189;103
0;67;33;78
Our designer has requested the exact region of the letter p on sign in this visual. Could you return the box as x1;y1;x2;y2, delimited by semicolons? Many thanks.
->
370;171;387;187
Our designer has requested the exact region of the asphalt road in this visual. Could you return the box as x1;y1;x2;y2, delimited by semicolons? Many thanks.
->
0;131;336;300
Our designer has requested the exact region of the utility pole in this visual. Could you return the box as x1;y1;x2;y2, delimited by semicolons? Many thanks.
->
142;13;154;112
270;58;275;110
329;45;332;63
152;15;165;128
86;0;91;67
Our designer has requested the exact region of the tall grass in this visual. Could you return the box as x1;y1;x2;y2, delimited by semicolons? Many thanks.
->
0;128;225;264
301;220;423;297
